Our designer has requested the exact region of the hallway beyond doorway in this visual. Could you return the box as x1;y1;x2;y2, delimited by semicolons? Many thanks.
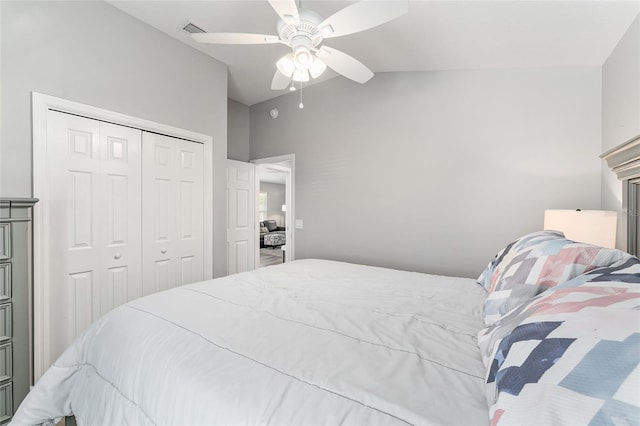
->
260;247;284;267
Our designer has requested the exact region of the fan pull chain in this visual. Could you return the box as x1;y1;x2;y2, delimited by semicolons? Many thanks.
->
298;82;304;109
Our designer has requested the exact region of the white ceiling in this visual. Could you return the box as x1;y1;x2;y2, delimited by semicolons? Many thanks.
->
108;0;639;106
258;168;287;184
257;161;290;184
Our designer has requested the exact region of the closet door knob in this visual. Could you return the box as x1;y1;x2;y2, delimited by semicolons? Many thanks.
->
161;248;167;254
114;253;122;260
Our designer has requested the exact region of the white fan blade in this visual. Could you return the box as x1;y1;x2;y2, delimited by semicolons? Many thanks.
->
319;0;408;39
316;46;373;84
271;70;291;90
268;0;300;26
192;33;280;45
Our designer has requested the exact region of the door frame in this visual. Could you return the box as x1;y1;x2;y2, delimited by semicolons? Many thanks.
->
32;92;214;380
252;154;295;265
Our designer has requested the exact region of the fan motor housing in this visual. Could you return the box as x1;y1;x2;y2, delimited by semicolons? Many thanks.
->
277;9;323;47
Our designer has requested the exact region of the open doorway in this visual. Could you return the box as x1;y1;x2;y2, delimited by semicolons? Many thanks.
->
252;155;294;268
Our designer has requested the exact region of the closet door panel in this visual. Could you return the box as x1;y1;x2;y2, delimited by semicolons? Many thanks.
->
143;134;177;295
48;111;101;361
142;133;204;295
177;140;204;285
46;111;142;363
99;122;142;314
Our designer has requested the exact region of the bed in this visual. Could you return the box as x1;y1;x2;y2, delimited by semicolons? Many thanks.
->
11;231;640;425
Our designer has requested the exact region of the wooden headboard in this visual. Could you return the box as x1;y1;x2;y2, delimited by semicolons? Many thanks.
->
602;134;640;255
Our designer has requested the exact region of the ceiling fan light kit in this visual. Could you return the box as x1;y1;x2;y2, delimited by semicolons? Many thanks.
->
192;0;409;95
277;54;325;82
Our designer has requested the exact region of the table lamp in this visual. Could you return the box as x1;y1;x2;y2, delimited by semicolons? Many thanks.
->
543;209;617;248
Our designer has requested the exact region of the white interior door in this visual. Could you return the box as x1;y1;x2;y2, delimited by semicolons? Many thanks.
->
142;132;204;294
47;110;142;362
226;160;256;274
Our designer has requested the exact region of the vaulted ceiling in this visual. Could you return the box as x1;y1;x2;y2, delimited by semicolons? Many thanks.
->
108;1;639;106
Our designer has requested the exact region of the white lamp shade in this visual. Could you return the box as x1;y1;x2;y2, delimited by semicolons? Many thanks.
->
543;209;617;248
309;58;327;79
293;46;313;69
292;69;309;82
276;54;295;78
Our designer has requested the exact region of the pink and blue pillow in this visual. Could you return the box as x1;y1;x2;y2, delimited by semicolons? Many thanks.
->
477;230;634;325
477;259;640;425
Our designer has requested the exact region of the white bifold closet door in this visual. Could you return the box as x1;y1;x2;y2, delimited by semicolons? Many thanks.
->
46;110;204;365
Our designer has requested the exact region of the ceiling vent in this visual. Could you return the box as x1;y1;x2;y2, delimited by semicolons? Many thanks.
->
182;22;206;34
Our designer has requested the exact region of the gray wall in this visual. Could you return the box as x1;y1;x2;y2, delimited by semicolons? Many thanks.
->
228;99;250;162
250;68;602;278
1;1;229;277
601;15;640;250
260;182;286;226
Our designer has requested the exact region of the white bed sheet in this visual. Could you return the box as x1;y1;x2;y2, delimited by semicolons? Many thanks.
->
13;259;490;425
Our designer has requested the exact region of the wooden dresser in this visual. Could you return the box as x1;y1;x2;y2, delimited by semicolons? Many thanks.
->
0;198;37;423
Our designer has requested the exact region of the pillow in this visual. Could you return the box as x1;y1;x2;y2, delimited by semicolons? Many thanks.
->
478;230;635;325
476;232;535;291
264;220;278;232
260;227;269;233
477;258;640;425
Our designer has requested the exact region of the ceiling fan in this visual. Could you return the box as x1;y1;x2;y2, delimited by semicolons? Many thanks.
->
192;0;409;91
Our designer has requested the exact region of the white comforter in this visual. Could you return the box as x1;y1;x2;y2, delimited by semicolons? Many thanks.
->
13;259;489;425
